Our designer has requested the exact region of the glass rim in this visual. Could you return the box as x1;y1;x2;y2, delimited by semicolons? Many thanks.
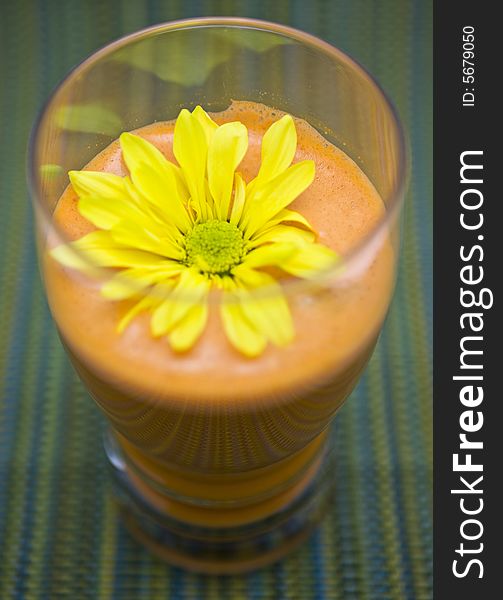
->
27;16;407;298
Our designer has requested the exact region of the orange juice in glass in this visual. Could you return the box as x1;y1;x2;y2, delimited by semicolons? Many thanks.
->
29;19;405;573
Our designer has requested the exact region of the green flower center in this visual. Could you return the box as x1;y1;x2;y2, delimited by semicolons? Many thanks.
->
184;220;246;275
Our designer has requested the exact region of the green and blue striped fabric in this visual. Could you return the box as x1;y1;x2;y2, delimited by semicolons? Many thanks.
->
0;0;432;598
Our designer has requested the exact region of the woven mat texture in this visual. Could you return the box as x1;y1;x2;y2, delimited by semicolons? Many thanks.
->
0;1;432;598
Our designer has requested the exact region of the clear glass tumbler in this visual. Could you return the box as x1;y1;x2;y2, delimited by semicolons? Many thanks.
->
29;18;406;573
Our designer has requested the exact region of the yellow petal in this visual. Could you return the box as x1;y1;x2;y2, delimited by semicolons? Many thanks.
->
192;106;218;146
243;160;315;237
229;173;246;226
257;114;297;183
109;219;185;260
230;266;266;287
169;300;208;352
122;174;150;208
281;243;339;278
120;132;184;192
246;114;297;201
49;243;99;275
110;180;184;246
122;175;179;228
101;263;182;300
207;122;248;220
253;208;315;234
233;269;294;347
117;293;160;333
250;224;315;247
220;296;267;357
78;192;149;230
203;174;217;219
242;242;297;269
173;109;209;220
50;231;168;269
132;162;192;232
151;269;210;337
214;274;235;292
75;172;175;232
239;295;293;347
78;197;120;229
69;170;127;199
120;132;191;231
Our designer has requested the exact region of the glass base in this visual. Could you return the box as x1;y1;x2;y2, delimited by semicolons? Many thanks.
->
104;427;336;574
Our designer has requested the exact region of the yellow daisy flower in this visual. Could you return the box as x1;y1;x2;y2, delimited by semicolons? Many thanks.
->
51;106;337;357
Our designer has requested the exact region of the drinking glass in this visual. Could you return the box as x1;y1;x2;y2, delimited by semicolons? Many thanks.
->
29;18;406;573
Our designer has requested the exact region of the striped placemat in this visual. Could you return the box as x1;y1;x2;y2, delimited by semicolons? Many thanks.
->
0;1;432;598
